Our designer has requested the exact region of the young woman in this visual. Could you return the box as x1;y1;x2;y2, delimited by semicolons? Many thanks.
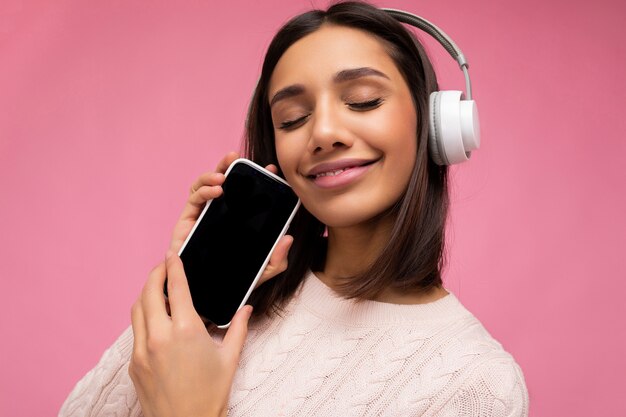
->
60;3;528;416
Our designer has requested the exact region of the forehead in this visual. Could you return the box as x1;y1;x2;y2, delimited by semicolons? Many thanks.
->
269;24;401;92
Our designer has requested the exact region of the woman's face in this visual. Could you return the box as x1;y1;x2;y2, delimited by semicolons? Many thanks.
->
269;24;417;228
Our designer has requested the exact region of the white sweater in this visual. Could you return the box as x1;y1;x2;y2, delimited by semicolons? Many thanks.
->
60;272;528;416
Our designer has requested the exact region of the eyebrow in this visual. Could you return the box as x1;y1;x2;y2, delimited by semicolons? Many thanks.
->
270;84;305;107
334;67;390;83
269;67;390;107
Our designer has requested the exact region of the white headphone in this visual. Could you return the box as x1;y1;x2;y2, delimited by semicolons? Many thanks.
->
383;9;480;166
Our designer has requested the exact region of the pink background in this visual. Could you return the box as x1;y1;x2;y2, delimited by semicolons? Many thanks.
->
1;0;625;415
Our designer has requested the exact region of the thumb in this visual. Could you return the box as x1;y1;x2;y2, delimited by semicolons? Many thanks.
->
222;305;253;364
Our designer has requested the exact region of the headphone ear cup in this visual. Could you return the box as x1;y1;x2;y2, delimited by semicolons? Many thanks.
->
428;90;480;165
428;91;446;165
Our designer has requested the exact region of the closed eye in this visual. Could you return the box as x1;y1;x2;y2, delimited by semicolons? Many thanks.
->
347;98;383;111
278;114;310;130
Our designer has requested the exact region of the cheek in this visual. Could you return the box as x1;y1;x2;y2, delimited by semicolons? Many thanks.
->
362;100;418;165
275;138;320;213
387;96;417;147
373;100;418;193
275;138;301;184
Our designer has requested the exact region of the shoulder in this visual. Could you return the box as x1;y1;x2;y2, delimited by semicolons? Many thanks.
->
419;296;529;417
435;352;528;417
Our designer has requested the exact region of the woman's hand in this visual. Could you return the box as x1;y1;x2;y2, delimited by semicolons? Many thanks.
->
167;151;293;287
128;153;294;416
166;152;238;259
129;255;251;417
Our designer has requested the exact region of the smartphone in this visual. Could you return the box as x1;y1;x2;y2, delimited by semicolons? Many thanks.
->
175;158;300;328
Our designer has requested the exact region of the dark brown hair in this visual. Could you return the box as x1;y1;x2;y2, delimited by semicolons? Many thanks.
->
245;1;448;315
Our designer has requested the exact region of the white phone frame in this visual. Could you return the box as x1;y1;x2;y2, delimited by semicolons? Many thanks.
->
177;158;301;328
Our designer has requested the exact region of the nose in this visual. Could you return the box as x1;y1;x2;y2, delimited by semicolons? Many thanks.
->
307;99;353;154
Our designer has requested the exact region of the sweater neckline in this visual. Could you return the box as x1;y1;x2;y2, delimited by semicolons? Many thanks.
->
296;271;470;326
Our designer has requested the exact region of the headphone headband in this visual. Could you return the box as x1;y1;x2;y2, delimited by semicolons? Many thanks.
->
382;8;473;100
382;7;480;165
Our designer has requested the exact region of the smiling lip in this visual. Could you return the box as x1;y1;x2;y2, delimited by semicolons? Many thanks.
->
305;158;378;189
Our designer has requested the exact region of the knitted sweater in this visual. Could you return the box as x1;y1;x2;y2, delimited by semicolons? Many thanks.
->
60;272;528;416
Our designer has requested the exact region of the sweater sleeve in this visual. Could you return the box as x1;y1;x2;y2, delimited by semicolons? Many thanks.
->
59;326;143;417
434;355;529;417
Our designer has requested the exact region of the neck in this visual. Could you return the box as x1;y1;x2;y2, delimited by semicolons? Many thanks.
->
317;214;449;306
320;214;394;288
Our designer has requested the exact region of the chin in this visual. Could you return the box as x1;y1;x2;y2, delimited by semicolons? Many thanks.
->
306;201;394;230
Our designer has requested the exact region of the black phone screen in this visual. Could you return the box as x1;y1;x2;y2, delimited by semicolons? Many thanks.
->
179;161;299;326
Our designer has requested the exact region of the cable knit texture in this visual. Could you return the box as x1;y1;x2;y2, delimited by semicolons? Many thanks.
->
60;272;528;416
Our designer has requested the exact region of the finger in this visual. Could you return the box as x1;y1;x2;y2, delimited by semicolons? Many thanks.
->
270;234;293;267
222;305;253;363
258;235;293;286
165;255;197;321
141;262;170;329
215;151;240;174
189;172;225;197
265;164;278;174
131;298;147;354
188;184;223;207
170;184;225;257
